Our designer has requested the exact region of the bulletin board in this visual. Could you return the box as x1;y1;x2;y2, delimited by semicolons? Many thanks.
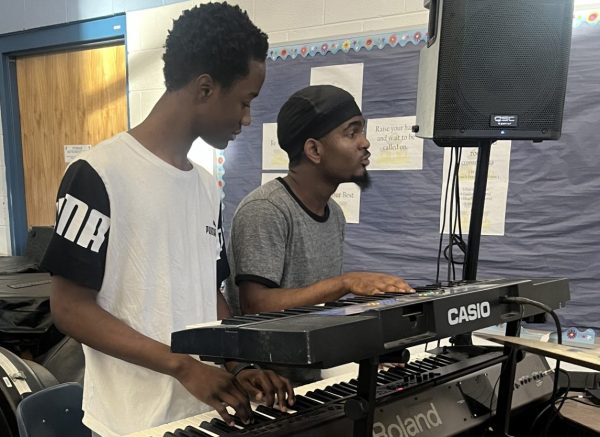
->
221;14;600;327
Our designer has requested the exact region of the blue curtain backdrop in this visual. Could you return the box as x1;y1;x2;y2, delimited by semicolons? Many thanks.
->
221;20;600;327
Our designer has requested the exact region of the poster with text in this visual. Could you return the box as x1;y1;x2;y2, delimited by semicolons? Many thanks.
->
262;123;289;170
440;141;511;236
366;116;423;170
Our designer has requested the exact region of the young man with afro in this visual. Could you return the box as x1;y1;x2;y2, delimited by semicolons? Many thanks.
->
41;4;293;436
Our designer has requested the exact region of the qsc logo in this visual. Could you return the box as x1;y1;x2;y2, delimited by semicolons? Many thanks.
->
490;115;518;127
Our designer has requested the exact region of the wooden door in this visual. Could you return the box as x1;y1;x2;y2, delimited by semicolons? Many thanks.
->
16;44;127;227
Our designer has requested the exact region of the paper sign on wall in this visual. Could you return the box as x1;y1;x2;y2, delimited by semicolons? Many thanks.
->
366;116;423;170
332;183;362;224
310;63;364;109
188;137;215;174
261;172;286;185
262;123;289;170
440;141;512;236
64;145;91;164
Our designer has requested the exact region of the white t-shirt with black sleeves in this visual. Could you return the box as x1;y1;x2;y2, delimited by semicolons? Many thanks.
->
41;132;228;437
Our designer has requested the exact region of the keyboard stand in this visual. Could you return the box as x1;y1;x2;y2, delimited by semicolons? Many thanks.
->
492;320;521;437
344;356;379;437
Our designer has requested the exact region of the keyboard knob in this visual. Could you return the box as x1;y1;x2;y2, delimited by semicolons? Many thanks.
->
345;398;369;420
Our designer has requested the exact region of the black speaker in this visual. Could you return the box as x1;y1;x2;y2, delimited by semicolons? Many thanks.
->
414;0;574;146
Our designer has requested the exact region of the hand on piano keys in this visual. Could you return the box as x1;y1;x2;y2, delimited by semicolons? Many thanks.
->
341;272;415;295
234;368;295;412
173;359;293;428
128;350;443;436
125;370;356;437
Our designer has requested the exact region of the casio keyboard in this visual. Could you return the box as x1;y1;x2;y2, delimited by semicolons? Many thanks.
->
149;277;568;436
130;347;554;437
171;278;569;367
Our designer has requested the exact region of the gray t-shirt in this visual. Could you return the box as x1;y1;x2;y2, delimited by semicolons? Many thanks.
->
225;178;345;384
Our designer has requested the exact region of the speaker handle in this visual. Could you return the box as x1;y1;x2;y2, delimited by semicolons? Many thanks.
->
426;0;438;47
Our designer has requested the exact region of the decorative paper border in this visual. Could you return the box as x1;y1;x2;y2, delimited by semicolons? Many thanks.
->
268;29;427;61
266;9;599;62
573;10;599;28
215;150;226;200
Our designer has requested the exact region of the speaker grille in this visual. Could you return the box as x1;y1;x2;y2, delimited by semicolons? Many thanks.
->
434;0;573;135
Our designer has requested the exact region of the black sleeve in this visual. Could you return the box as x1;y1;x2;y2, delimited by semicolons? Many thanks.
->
216;205;230;288
40;160;110;291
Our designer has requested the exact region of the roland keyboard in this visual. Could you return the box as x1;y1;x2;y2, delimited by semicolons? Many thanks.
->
172;278;569;367
129;347;554;437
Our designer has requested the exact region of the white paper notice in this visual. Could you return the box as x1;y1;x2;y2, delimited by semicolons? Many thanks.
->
263;175;361;224
188;137;214;174
64;145;91;164
262;123;289;170
366;116;423;170
332;183;362;224
310;63;364;109
440;141;512;236
261;172;286;185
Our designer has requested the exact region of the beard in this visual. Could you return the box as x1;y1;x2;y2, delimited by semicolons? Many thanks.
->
351;171;371;190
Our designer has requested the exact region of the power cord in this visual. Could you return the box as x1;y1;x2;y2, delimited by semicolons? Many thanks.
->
436;147;467;284
499;296;563;437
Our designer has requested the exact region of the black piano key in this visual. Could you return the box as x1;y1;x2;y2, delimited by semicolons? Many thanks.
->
404;363;428;373
423;357;446;367
184;426;213;437
327;384;355;396
293;395;322;410
314;388;342;400
281;309;309;315
422;357;444;368
220;318;247;326
251;411;272;424
414;285;443;292
342;296;382;303
411;360;435;370
380;292;409;298
392;365;419;375
425;356;447;364
199;421;226;434
377;373;397;384
297;306;325;311
340;381;357;391
255;404;289;418
305;389;337;403
245;314;282;321
230;315;268;323
380;371;401;382
283;307;319;314
259;312;289;318
163;433;176;437
293;397;322;410
209;418;238;433
303;391;328;403
323;301;355;307
430;355;456;365
173;429;196;437
386;369;412;380
230;415;246;428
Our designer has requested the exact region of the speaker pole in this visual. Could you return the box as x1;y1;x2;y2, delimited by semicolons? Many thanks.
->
463;140;492;281
451;140;492;347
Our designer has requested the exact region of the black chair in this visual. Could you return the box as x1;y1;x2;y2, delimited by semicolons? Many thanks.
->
16;382;90;437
